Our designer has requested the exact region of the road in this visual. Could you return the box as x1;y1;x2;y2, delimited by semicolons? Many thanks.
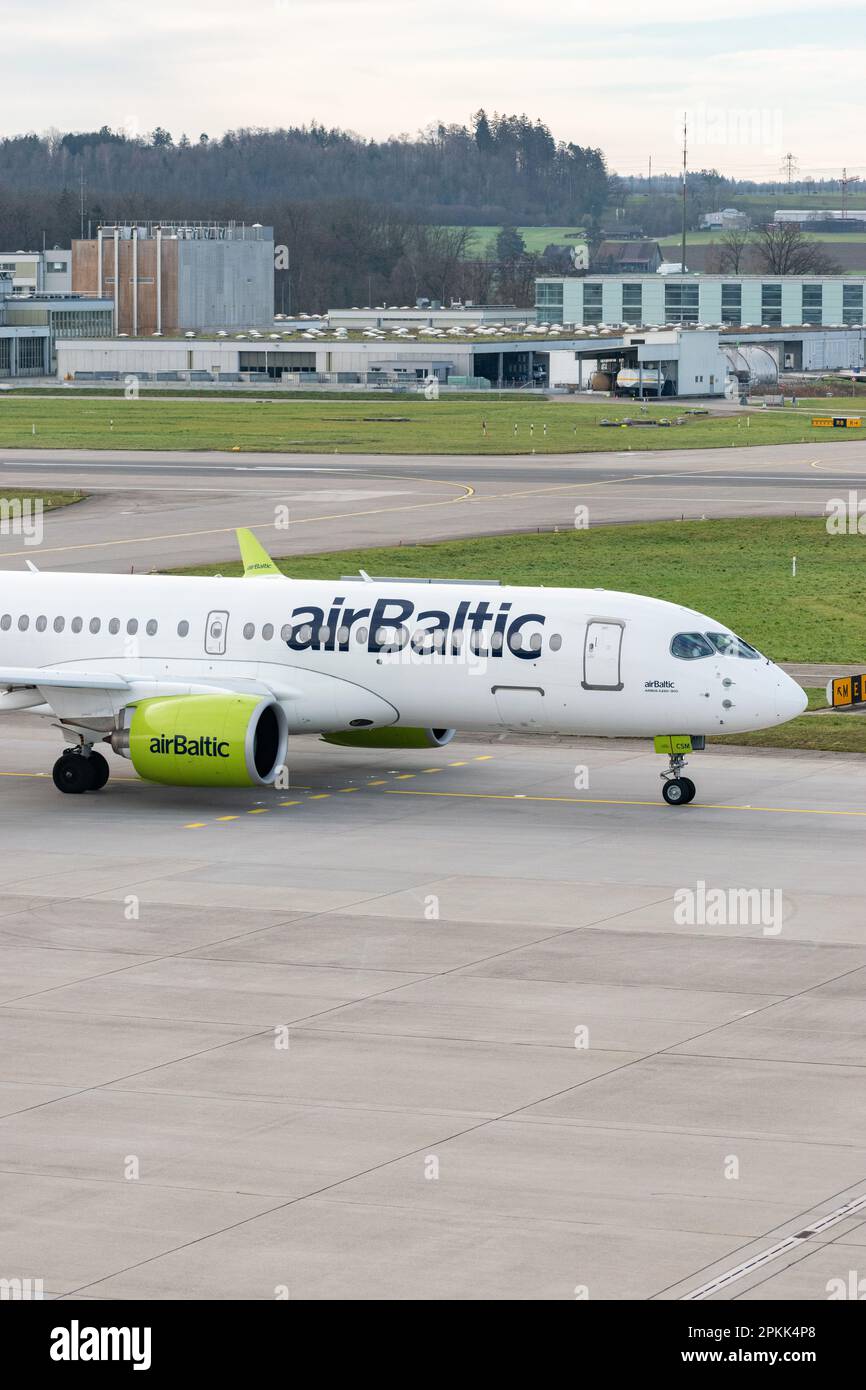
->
1;438;865;571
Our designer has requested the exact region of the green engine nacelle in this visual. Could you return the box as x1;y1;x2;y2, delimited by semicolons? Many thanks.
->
321;726;456;750
123;694;288;787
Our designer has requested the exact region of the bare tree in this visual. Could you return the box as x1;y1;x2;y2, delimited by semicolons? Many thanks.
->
715;227;751;273
754;222;841;275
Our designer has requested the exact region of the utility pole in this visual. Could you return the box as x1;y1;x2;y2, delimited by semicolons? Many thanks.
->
840;167;857;221
79;168;85;240
780;152;798;188
680;113;687;278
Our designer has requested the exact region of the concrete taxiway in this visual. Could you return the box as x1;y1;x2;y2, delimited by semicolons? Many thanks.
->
1;717;865;1300
1;438;865;571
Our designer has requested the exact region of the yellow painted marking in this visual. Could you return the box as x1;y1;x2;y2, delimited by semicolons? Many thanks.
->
422;767;442;773
367;779;387;786
309;793;330;800
339;786;359;792
383;788;866;819
448;760;468;766
216;815;238;822
474;755;493;761
184;821;206;829
247;808;269;814
395;773;415;779
280;800;301;806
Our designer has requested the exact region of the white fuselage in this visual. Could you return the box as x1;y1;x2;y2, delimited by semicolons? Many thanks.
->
0;571;806;737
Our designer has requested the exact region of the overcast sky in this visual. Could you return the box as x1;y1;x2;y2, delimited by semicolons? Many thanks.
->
6;0;865;179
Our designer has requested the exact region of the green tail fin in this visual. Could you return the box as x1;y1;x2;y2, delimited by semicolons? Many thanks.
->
236;528;282;578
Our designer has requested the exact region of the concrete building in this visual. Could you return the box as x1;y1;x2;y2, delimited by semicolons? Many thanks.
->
0;275;51;378
592;240;663;273
536;272;866;330
0;249;72;294
699;208;749;230
72;221;275;335
55;324;741;396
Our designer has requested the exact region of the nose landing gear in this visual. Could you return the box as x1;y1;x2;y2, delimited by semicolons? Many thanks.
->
52;747;110;794
662;769;696;806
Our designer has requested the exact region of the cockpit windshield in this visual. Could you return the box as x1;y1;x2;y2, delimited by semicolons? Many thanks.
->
705;632;761;660
671;630;762;660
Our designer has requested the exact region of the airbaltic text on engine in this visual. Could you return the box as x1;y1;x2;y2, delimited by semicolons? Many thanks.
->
285;596;543;656
148;734;230;758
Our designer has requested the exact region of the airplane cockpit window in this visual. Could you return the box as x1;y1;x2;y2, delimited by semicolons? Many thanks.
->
671;632;714;659
706;631;761;659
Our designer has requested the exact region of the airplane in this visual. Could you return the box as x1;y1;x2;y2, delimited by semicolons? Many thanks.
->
0;529;807;807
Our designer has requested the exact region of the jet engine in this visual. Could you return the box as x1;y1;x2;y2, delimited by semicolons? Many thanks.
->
110;694;288;787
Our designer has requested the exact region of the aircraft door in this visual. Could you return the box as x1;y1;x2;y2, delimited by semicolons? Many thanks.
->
582;621;623;690
205;610;230;656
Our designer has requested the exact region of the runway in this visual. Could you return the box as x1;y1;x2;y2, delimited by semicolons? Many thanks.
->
1;718;865;1300
1;438;866;572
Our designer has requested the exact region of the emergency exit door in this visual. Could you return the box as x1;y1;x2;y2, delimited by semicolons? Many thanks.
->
582;621;623;690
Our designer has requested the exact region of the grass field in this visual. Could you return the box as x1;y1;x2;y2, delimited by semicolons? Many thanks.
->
445;225;585;254
0;489;84;511
172;517;866;665
0;395;861;455
659;230;866;246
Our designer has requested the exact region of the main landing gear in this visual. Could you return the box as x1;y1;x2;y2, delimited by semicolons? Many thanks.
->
660;750;696;806
52;747;110;795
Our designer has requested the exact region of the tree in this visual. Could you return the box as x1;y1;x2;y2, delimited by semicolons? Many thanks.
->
150;127;173;148
715;227;751;273
496;224;525;261
754;222;841;275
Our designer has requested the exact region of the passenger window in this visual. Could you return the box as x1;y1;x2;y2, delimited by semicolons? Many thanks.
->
146;620;158;636
109;618;120;635
262;623;274;640
550;633;563;651
280;624;293;642
0;615;10;631
90;618;101;634
177;620;189;637
671;632;713;659
36;615;47;632
18;615;29;631
529;633;542;653
243;622;255;640
127;619;138;635
54;616;65;633
706;631;760;660
71;617;83;633
355;626;368;644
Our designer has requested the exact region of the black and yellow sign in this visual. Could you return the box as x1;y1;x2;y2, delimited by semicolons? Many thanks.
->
830;674;865;707
812;416;862;428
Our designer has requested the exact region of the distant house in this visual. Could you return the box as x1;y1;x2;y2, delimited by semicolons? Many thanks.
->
592;240;663;274
700;208;749;230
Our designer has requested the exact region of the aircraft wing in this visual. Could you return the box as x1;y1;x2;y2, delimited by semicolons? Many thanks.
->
0;668;130;691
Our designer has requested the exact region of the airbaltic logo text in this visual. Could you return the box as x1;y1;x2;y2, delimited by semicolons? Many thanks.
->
149;735;230;758
284;595;546;661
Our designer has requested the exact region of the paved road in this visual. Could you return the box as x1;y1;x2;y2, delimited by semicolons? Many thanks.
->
1;720;865;1300
1;439;865;572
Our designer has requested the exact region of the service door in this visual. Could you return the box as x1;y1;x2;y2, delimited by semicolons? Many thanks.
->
582;621;623;690
205;610;229;656
493;684;545;728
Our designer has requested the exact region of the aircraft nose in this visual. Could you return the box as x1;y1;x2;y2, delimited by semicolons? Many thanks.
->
775;671;808;721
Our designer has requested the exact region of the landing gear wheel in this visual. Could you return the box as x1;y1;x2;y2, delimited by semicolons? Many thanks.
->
52;752;96;794
678;777;696;804
86;751;110;791
662;777;694;806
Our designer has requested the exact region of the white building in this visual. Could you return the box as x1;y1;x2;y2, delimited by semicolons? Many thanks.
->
536;272;865;330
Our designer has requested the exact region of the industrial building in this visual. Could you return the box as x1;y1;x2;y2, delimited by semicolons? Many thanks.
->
325;304;530;330
55;325;732;396
536;272;866;330
0;271;112;378
71;221;275;335
0;249;72;294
